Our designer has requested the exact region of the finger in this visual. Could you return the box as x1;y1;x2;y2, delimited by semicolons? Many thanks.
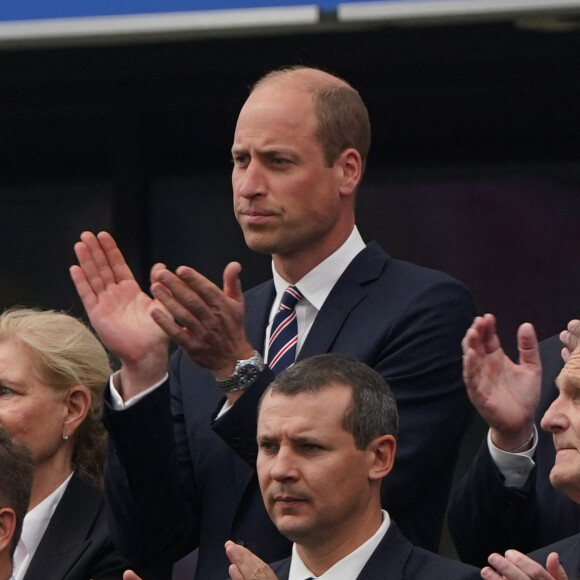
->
229;564;244;580
225;541;276;580
505;549;556;578
546;552;568;580
69;265;98;311
517;323;541;367
176;265;230;313
462;322;481;355
123;571;143;580
486;553;529;580
150;262;167;286
96;231;138;285
149;287;203;343
561;345;571;364
479;313;501;354
73;237;107;296
481;565;504;579
151;272;209;331
223;262;244;302
79;231;117;290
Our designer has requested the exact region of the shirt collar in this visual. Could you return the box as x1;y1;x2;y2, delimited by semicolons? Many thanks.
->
288;510;391;580
271;226;365;313
19;472;74;563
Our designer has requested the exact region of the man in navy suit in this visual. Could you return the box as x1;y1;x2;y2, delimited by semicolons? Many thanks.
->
71;66;474;578
226;354;480;580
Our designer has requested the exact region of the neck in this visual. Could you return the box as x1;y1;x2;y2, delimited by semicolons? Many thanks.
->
273;223;354;284
0;559;12;580
296;506;383;576
29;459;73;511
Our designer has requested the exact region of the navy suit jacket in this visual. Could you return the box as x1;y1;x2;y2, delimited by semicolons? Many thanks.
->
449;335;580;566
23;472;127;580
268;521;481;580
103;242;475;579
528;533;580;579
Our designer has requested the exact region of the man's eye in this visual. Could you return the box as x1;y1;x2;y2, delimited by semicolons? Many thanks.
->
232;155;249;166
0;386;14;398
302;443;322;452
259;441;277;452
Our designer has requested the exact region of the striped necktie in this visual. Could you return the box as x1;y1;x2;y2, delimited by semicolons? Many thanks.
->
267;285;303;374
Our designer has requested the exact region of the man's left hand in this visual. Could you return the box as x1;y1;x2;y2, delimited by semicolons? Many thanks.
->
149;261;254;379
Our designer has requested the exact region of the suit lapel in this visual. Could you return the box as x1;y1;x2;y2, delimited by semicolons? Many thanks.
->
356;522;413;580
24;473;101;580
298;242;388;360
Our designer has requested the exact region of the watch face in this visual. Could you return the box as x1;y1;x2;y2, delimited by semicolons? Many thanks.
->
237;361;260;384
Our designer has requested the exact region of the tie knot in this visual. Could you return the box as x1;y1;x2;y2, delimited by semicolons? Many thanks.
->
280;285;302;310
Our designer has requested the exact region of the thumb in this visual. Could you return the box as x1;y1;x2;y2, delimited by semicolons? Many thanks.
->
223;262;243;302
517;322;541;368
546;552;568;580
123;571;143;580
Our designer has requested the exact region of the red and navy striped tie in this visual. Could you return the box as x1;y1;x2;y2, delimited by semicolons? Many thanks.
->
267;285;303;374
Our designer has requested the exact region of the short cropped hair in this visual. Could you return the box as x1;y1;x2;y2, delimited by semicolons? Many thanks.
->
253;66;371;172
0;308;112;486
266;353;398;449
0;427;34;557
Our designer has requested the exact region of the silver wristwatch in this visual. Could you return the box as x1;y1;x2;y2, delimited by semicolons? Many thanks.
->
216;351;265;393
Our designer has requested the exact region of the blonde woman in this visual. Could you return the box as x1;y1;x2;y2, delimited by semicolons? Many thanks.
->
0;308;127;580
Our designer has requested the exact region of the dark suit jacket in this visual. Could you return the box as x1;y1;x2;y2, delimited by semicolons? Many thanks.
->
448;335;580;566
102;242;475;579
268;521;480;580
528;533;580;580
23;472;127;580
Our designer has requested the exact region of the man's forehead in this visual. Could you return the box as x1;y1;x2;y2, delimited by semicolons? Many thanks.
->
258;384;352;421
557;350;580;389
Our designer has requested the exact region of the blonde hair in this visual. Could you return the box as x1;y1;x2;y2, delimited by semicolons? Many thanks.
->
0;307;111;487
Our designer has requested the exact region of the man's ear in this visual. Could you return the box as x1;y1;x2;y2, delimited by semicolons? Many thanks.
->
0;507;17;554
62;385;91;440
336;148;363;199
367;435;396;481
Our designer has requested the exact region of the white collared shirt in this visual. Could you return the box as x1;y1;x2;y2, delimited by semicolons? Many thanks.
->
13;472;74;580
289;510;391;580
265;225;365;361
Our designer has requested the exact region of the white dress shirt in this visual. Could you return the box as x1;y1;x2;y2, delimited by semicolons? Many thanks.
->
13;472;74;580
288;510;391;580
488;426;538;488
265;225;365;361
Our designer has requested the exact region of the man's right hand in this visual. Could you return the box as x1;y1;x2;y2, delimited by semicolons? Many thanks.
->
70;231;170;398
462;313;542;452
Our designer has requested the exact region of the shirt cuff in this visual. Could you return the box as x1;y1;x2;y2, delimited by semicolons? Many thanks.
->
108;369;169;410
488;426;538;489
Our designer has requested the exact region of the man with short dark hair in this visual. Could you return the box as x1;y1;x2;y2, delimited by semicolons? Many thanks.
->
71;65;475;578
0;427;34;580
227;354;480;580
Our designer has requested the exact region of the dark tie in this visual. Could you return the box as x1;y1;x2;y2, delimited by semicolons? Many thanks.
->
267;285;303;374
